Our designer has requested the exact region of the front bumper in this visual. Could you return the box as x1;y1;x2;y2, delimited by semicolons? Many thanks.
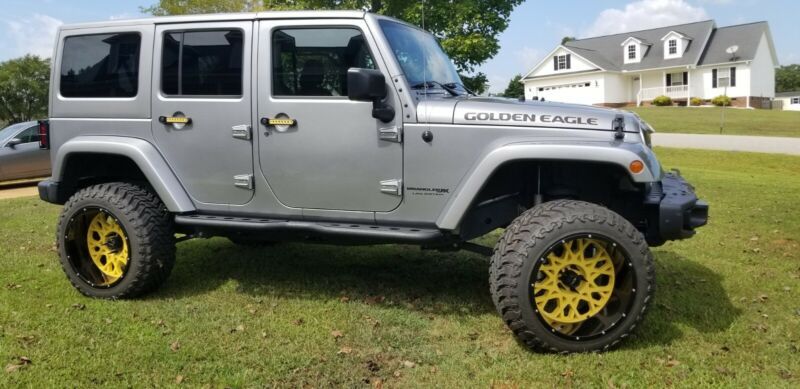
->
645;171;708;245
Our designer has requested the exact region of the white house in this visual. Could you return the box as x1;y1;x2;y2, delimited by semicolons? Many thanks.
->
775;91;800;111
521;20;778;108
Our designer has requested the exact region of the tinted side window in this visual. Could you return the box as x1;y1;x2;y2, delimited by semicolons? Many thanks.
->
161;30;243;96
60;33;141;98
16;126;40;143
272;28;376;97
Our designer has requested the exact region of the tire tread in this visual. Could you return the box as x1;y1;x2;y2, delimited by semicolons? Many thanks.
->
57;182;175;299
489;200;655;353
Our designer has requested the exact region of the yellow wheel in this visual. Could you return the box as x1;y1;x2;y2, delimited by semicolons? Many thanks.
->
533;238;618;329
62;207;131;288
58;183;176;298
528;232;638;341
85;212;130;285
490;200;653;352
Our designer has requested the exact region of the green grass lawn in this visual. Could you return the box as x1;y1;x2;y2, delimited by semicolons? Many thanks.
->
2;148;799;387
629;107;800;138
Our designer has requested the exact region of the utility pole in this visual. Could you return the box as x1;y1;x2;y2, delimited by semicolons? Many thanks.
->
719;83;727;134
720;45;739;134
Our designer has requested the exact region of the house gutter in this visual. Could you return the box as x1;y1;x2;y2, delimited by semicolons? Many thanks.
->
522;69;605;82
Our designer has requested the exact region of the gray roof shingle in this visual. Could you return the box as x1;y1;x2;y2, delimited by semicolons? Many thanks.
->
563;20;714;72
698;21;770;66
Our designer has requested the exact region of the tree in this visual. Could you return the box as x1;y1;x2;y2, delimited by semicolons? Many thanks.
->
143;0;255;14
0;55;50;124
561;36;575;45
144;0;523;79
776;64;800;93
461;72;488;95
501;74;524;99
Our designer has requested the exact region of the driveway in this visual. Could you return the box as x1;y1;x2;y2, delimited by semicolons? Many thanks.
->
652;133;800;156
0;180;41;200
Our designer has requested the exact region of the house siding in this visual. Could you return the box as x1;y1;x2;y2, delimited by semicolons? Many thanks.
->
749;33;776;99
776;96;800;111
603;73;630;104
640;72;663;90
689;69;704;98
696;65;749;99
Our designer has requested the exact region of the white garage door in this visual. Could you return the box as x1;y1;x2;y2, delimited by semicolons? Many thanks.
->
537;81;596;105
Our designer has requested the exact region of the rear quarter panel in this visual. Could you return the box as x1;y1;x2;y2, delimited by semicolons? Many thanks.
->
49;23;156;160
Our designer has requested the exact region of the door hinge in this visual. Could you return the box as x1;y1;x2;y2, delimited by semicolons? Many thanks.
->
378;126;402;143
379;179;403;196
232;124;252;140
234;174;254;190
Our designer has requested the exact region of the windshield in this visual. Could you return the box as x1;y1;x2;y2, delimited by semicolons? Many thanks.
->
379;20;462;89
0;122;30;144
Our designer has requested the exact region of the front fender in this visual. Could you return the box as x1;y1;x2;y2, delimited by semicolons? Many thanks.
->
435;141;660;230
52;136;195;213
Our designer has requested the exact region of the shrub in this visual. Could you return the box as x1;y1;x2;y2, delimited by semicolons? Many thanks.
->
712;95;732;107
690;97;704;106
652;95;673;106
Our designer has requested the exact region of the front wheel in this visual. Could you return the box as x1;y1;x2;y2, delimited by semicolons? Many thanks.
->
56;182;176;299
490;200;654;353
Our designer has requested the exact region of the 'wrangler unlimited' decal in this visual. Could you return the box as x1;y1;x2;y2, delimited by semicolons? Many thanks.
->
464;112;599;126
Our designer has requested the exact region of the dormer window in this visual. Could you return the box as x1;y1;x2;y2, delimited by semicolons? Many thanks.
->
621;37;645;64
661;31;690;59
627;45;636;59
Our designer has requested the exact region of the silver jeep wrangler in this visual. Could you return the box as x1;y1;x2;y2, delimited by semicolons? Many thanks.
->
38;11;707;353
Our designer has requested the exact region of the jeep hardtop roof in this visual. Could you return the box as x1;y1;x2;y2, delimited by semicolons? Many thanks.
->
59;10;377;31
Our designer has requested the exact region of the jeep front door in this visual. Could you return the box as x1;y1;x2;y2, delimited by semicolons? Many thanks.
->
256;20;403;212
152;22;254;206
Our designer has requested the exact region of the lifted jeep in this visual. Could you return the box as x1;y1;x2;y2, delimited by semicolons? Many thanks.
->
38;11;707;353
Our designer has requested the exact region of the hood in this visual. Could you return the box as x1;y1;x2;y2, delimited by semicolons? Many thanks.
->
416;97;637;133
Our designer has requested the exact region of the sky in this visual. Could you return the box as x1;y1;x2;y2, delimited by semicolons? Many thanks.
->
1;0;798;93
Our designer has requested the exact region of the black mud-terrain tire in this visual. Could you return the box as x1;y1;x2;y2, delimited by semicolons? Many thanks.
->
489;200;655;353
56;182;175;299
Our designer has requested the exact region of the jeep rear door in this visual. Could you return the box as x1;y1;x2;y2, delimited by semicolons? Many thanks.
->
256;19;403;212
151;21;254;206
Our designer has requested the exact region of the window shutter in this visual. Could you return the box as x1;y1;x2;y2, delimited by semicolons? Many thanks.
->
566;54;571;69
554;57;558;71
730;67;736;87
683;72;688;85
666;73;672;86
712;69;717;88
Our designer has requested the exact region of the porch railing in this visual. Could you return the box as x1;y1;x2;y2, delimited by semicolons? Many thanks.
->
637;85;689;106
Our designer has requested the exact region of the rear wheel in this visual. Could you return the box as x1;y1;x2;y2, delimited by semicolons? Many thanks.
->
57;183;175;299
490;200;654;353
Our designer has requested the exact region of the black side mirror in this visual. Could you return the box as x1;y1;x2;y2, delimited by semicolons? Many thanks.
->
5;138;22;148
347;68;395;123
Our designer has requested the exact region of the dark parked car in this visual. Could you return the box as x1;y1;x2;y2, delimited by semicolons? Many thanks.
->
0;121;50;181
